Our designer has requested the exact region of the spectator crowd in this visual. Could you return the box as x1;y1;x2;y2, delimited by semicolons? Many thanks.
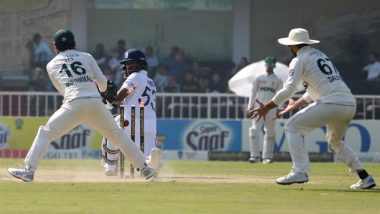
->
4;33;380;97
23;34;242;94
89;42;235;94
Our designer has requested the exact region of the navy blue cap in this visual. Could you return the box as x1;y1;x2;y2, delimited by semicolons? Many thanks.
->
120;49;147;64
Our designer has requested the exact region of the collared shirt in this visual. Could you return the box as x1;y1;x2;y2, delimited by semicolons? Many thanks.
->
47;50;107;102
248;73;283;109
273;46;356;105
122;71;157;111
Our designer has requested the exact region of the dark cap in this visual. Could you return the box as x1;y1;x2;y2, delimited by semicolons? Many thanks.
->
53;29;75;51
264;56;276;65
120;48;147;65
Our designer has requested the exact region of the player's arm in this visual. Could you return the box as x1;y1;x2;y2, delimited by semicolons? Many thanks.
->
115;87;129;103
90;54;107;92
247;77;259;111
115;74;138;103
248;58;303;120
279;91;313;116
272;57;303;106
46;64;65;95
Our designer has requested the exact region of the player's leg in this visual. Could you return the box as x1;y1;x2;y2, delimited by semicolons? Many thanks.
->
248;118;263;163
145;132;162;174
101;115;121;176
85;99;155;179
325;105;376;189
101;137;120;176
8;101;82;182
262;108;276;164
276;102;326;185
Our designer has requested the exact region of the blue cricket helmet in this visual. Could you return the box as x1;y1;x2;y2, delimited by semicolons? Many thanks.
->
120;48;148;78
120;48;147;65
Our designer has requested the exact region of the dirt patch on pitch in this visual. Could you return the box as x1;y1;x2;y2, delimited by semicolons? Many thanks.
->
1;169;275;184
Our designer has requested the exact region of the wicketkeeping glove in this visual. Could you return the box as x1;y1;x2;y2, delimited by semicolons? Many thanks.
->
101;80;117;103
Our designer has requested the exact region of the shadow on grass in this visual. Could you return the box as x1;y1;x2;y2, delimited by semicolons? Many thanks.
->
281;186;380;193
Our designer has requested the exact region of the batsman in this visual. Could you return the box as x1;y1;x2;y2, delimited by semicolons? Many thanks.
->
101;49;161;177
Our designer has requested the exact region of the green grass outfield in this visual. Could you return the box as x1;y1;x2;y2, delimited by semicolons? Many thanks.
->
0;159;379;214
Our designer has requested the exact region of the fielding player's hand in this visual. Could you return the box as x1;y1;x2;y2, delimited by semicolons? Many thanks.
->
247;100;266;121
279;99;295;116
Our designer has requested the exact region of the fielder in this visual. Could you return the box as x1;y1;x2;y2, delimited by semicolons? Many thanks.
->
247;57;283;164
249;28;376;189
8;29;156;182
101;49;161;176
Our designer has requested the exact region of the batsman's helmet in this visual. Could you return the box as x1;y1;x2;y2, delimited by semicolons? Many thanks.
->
53;29;75;52
120;48;148;78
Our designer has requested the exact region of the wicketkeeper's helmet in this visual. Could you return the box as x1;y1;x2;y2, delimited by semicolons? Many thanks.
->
120;49;148;78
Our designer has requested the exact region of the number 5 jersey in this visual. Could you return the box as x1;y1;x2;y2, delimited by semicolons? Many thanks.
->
122;70;157;138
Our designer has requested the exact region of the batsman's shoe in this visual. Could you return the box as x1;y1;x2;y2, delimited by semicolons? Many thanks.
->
104;163;117;176
147;148;162;174
8;166;34;182
276;171;309;185
262;158;273;164
350;175;376;190
141;164;156;181
249;157;260;163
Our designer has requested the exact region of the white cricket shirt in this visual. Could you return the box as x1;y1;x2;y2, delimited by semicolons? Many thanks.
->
248;73;283;109
273;46;356;105
47;49;107;102
122;71;157;133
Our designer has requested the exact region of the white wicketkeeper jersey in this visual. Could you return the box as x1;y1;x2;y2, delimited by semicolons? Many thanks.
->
122;71;157;134
248;73;283;109
47;49;107;102
273;46;356;105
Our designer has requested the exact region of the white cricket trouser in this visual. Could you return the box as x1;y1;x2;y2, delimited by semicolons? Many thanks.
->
102;114;156;158
25;98;146;170
249;108;276;159
284;102;363;174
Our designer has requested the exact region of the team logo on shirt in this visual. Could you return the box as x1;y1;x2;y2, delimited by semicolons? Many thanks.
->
127;82;135;88
289;68;295;77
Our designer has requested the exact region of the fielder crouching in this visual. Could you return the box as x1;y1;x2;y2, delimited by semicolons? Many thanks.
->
101;49;162;177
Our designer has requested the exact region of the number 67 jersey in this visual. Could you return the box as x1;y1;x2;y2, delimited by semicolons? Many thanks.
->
273;46;356;105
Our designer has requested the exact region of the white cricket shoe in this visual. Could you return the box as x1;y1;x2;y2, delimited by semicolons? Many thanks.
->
248;157;260;163
104;163;117;176
262;158;273;164
141;164;156;181
147;148;162;174
350;175;376;190
8;166;34;182
276;171;309;185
